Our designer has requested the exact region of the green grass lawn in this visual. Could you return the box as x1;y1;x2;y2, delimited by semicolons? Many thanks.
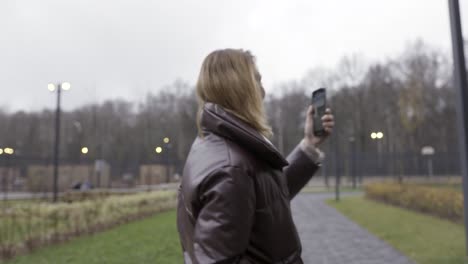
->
327;197;468;264
7;210;183;264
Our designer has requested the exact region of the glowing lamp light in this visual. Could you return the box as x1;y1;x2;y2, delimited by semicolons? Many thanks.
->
48;83;56;92
155;147;163;154
81;147;89;154
376;132;384;139
61;82;71;91
370;132;377;139
4;148;14;155
163;137;170;144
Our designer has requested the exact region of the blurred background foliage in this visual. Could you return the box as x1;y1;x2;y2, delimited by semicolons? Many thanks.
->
0;40;459;179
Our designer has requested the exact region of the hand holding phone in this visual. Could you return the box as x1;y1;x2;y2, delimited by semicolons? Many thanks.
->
304;88;333;147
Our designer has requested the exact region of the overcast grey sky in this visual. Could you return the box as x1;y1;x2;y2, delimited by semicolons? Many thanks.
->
1;0;467;112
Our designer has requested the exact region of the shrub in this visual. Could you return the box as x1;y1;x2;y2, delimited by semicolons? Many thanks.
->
0;190;177;260
365;183;463;222
60;190;118;203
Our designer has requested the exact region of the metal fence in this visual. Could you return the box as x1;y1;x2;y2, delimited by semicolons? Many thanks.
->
0;155;178;195
0;151;461;194
319;151;460;187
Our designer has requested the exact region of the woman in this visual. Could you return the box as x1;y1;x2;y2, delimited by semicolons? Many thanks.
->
177;49;334;264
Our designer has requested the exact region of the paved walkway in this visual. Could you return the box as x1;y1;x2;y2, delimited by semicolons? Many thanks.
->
291;193;414;264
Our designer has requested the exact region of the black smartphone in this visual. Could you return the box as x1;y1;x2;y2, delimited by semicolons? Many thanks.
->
311;88;327;137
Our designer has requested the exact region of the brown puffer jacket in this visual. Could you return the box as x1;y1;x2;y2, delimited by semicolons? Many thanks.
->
177;103;319;264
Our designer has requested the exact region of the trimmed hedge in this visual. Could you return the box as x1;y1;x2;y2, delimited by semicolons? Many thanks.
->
60;189;133;203
0;190;176;260
365;183;463;222
61;190;114;203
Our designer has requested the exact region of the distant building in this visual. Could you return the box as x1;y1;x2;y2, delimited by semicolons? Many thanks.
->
139;164;177;186
0;167;22;191
27;162;110;192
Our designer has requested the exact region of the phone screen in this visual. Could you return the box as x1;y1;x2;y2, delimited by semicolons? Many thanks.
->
312;89;326;136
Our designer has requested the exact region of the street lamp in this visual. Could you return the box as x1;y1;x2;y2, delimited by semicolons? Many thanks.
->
47;83;55;92
370;131;384;140
376;132;384;139
48;82;71;202
81;147;89;155
421;146;435;178
61;82;71;91
155;147;163;154
163;137;170;144
3;148;14;155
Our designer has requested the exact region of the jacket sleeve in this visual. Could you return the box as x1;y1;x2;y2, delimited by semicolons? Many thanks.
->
192;166;255;264
283;142;321;199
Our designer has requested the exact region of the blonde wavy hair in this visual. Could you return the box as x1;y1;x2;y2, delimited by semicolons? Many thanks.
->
196;49;272;138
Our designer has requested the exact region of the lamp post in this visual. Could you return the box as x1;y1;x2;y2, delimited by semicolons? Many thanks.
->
2;148;14;201
349;137;357;189
371;131;384;176
163;137;171;183
80;146;91;187
421;146;435;178
332;128;341;201
155;146;163;185
448;0;468;254
0;148;3;201
48;82;70;202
